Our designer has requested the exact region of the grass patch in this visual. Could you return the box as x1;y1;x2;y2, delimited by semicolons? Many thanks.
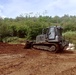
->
3;37;26;44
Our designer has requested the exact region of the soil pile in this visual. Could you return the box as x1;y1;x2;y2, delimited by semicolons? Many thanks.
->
0;42;76;75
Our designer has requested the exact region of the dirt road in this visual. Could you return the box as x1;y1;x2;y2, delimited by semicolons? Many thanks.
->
0;42;76;75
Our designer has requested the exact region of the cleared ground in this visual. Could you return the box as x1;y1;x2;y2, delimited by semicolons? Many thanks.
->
0;42;76;75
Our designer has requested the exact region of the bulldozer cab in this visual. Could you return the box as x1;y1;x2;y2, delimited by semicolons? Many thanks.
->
42;26;63;41
48;27;55;39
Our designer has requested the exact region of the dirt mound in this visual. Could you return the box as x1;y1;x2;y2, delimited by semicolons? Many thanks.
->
0;42;25;54
0;42;76;75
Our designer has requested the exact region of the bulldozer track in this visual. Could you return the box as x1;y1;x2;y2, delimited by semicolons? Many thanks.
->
32;43;59;53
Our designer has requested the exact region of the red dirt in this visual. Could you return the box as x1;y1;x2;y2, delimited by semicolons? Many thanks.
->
0;42;76;75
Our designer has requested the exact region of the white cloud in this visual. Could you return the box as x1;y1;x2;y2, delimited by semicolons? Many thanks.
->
44;0;76;16
0;0;76;18
2;0;29;17
0;4;6;18
0;5;3;13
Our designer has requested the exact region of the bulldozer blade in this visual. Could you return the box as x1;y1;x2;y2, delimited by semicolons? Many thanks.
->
24;41;33;49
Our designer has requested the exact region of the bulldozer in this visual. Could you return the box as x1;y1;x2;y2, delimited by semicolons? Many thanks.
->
24;26;69;53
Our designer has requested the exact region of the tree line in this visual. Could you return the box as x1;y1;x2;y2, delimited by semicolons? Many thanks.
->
0;14;76;42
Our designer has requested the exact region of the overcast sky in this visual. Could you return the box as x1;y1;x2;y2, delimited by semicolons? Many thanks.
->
0;0;76;18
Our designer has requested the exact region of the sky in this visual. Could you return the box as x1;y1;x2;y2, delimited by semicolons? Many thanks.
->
0;0;76;18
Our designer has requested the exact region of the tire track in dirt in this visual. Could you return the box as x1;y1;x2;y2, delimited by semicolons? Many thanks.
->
0;54;25;75
56;65;76;75
0;61;23;75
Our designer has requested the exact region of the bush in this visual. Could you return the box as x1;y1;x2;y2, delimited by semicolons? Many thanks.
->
63;31;76;48
2;37;18;42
